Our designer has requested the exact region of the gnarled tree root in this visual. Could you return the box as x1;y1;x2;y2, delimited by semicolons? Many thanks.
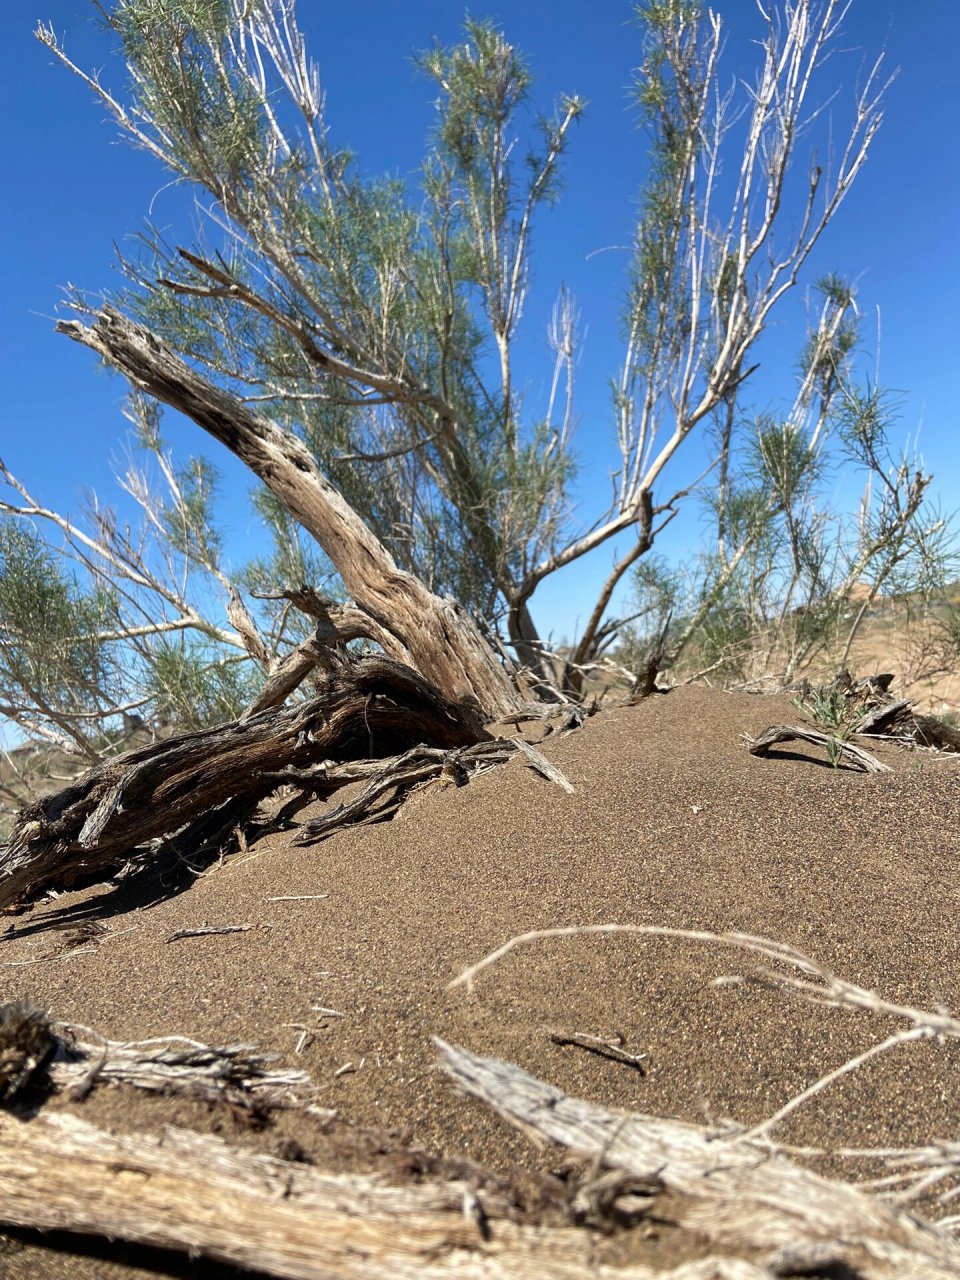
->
0;655;489;911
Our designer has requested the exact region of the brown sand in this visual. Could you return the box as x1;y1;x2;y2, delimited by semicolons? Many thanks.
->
2;684;960;1275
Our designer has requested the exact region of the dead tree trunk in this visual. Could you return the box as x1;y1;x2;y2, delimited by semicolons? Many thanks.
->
57;306;523;719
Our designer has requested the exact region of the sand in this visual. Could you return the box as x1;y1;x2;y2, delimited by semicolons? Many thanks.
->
2;684;959;1275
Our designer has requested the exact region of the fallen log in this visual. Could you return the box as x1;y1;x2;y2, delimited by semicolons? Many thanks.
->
0;1109;767;1280
0;655;489;911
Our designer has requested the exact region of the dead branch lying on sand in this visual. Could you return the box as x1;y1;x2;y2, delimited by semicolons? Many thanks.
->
748;671;960;771
49;1029;325;1114
0;1108;774;1280
287;737;571;844
436;1042;960;1280
2;1047;959;1280
0;654;570;911
745;723;891;771
0;999;325;1114
450;925;960;1222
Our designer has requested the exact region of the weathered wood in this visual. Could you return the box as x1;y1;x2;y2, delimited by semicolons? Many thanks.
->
511;736;575;793
855;697;913;736
436;1041;960;1280
0;655;489;910
290;741;522;844
0;1001;322;1113
746;723;890;772
242;598;421;717
0;1110;769;1279
57;306;523;717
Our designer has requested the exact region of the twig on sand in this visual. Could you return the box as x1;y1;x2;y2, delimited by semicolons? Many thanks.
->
2;924;139;968
283;1024;314;1056
4;947;100;967
267;894;330;902
165;924;253;943
547;1027;647;1073
512;736;575;793
449;923;960;1223
334;1059;363;1077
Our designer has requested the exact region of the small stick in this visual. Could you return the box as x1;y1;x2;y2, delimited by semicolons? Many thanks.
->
266;894;330;902
547;1028;647;1073
165;924;252;943
282;1024;314;1056
4;948;99;967
312;1005;345;1019
512;737;575;793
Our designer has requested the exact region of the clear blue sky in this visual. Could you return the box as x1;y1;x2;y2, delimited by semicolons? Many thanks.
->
2;1;959;645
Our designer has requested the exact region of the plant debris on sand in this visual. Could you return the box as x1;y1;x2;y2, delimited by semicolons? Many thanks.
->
1;684;960;1277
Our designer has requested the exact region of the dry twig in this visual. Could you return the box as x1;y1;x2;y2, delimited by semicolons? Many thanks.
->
165;924;253;943
547;1028;647;1073
450;924;960;1222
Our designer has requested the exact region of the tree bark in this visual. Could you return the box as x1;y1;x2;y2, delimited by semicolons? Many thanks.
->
0;655;490;911
0;1110;770;1280
57;307;522;718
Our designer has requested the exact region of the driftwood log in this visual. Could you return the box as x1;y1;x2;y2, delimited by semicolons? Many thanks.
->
0;655;490;911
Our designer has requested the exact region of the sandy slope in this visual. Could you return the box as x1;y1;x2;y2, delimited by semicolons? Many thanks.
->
2;684;959;1275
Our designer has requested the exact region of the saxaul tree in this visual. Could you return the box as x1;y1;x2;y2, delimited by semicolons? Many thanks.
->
12;0;890;730
619;274;952;692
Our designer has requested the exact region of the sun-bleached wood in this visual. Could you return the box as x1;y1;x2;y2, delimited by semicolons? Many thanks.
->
436;1040;960;1280
0;1109;772;1280
57;306;522;718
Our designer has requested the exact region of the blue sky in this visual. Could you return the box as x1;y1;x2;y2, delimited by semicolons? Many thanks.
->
2;0;959;647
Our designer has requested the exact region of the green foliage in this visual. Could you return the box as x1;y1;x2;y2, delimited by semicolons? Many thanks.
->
144;636;258;729
625;0;708;365
97;6;585;621
241;486;335;642
160;455;222;564
750;418;820;510
618;282;955;693
0;520;119;724
792;680;852;733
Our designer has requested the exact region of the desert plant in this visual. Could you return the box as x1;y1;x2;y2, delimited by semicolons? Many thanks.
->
9;0;889;725
618;281;954;694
